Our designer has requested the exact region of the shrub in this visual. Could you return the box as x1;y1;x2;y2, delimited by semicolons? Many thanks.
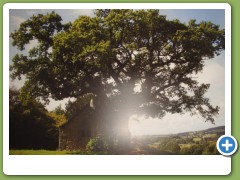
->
86;137;109;152
158;140;180;154
180;144;203;155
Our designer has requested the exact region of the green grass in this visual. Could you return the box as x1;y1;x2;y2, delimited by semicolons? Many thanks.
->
10;150;72;155
9;149;110;155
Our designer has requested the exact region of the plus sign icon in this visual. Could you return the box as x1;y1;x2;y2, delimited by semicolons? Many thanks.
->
217;135;238;156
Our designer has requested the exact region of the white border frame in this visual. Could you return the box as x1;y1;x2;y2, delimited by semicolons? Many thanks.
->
3;3;231;175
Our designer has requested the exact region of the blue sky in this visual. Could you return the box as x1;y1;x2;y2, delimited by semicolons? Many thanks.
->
161;9;224;28
9;9;225;135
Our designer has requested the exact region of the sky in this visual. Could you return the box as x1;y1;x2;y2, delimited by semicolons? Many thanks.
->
9;9;225;135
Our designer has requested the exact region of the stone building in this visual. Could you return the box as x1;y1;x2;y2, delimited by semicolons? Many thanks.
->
59;96;98;151
58;94;131;151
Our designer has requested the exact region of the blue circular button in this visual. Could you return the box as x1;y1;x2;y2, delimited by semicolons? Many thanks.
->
217;135;238;156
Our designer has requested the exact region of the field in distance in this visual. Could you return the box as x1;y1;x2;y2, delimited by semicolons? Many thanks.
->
130;126;224;155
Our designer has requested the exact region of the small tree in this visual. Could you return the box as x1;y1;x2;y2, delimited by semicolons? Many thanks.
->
53;105;65;115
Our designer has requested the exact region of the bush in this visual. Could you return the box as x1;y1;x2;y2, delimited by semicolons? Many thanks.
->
180;144;203;155
158;139;180;154
202;141;218;155
86;137;109;152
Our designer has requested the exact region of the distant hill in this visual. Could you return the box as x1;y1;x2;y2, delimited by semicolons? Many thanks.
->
133;126;225;137
203;126;225;133
173;126;225;137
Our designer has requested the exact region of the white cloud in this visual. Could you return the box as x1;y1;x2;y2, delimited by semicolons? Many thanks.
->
46;97;76;111
25;39;39;52
197;61;225;88
9;75;26;90
70;9;94;17
129;111;224;136
56;9;95;23
25;10;38;16
197;59;225;114
10;15;25;31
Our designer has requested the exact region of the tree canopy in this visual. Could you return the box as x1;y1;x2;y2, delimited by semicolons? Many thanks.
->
10;10;225;125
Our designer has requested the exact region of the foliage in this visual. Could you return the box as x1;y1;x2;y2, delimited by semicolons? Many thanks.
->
53;104;65;115
10;10;225;137
9;88;58;150
159;139;181;153
47;105;67;127
65;93;96;119
180;144;203;155
86;137;110;152
202;141;218;155
47;112;67;127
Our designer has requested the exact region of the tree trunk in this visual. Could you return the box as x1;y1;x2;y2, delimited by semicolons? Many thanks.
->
114;112;132;153
95;95;132;153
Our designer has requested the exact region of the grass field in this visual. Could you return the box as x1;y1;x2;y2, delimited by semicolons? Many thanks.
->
9;150;108;155
10;150;73;155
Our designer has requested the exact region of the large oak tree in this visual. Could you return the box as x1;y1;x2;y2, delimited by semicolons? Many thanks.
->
10;10;225;143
